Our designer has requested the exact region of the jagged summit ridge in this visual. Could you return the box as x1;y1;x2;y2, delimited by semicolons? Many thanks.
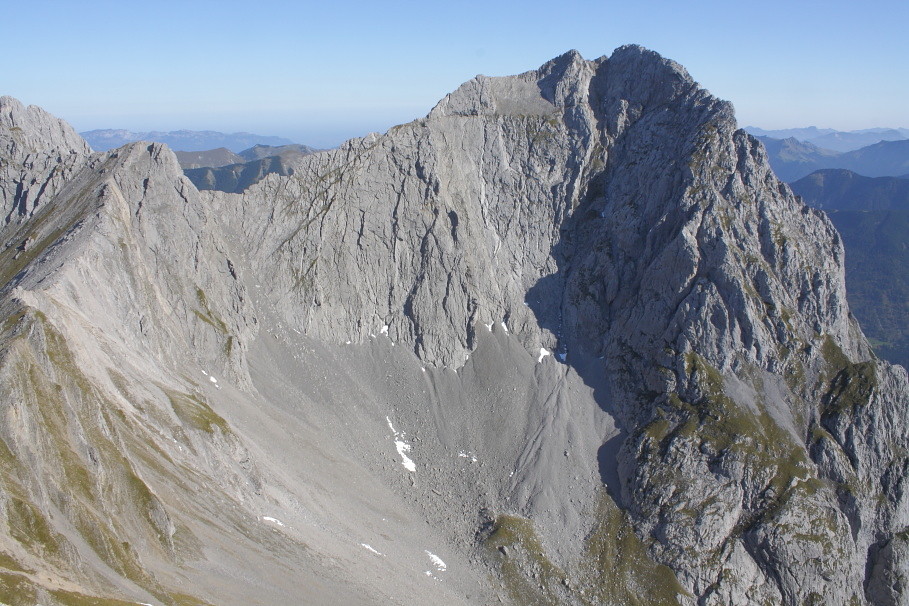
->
0;96;94;224
211;46;904;603
0;95;90;158
226;45;736;367
0;45;905;606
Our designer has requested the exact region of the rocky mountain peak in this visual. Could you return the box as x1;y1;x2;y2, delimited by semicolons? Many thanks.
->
0;97;94;225
0;95;91;159
233;47;746;370
0;46;905;606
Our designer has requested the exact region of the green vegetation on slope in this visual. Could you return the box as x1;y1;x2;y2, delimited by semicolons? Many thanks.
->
484;499;686;606
0;307;212;605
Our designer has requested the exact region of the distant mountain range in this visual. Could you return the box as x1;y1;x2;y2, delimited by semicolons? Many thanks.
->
173;148;244;169
179;144;322;193
80;131;322;194
745;126;909;152
237;143;320;162
756;137;840;181
791;169;909;369
184;156;296;194
173;144;321;170
182;144;321;193
790;169;909;211
757;137;909;181
80;129;296;152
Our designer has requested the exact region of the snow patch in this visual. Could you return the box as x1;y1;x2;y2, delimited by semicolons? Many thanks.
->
209;376;218;383
395;441;416;472
387;416;416;473
500;321;508;332
380;325;389;336
484;322;493;331
261;516;285;527
425;551;447;572
537;348;550;363
360;543;384;556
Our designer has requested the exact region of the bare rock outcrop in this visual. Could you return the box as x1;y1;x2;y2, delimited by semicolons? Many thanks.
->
0;46;905;605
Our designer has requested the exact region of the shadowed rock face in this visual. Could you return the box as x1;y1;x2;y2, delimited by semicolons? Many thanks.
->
0;46;906;606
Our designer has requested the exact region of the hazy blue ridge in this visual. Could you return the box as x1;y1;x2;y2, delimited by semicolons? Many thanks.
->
80;129;295;152
757;136;909;181
791;169;909;369
238;143;321;161
183;156;294;193
756;136;839;181
834;139;909;177
746;126;909;152
790;169;909;210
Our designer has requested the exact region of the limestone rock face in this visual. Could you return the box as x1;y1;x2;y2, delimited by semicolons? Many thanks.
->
0;96;90;159
0;96;92;224
0;46;906;605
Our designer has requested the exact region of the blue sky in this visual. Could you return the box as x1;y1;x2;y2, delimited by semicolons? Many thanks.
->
5;0;907;147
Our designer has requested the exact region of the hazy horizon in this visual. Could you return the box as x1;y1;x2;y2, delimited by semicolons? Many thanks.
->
71;121;909;151
6;0;907;149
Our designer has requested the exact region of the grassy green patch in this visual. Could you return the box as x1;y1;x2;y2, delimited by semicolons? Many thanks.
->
0;309;220;605
0;188;90;289
0;551;30;574
165;390;229;435
0;570;38;606
6;497;63;558
820;336;850;376
1;308;29;335
72;510;159;596
819;334;878;416
823;360;877;416
483;515;566;606
677;354;810;493
582;494;686;605
0;569;163;606
51;588;147;606
169;592;215;606
483;504;686;606
193;288;228;334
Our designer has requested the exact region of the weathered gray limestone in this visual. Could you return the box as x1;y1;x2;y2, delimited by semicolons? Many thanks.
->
0;46;905;605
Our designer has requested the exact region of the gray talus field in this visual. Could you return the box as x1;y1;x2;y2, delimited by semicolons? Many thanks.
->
0;46;906;605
